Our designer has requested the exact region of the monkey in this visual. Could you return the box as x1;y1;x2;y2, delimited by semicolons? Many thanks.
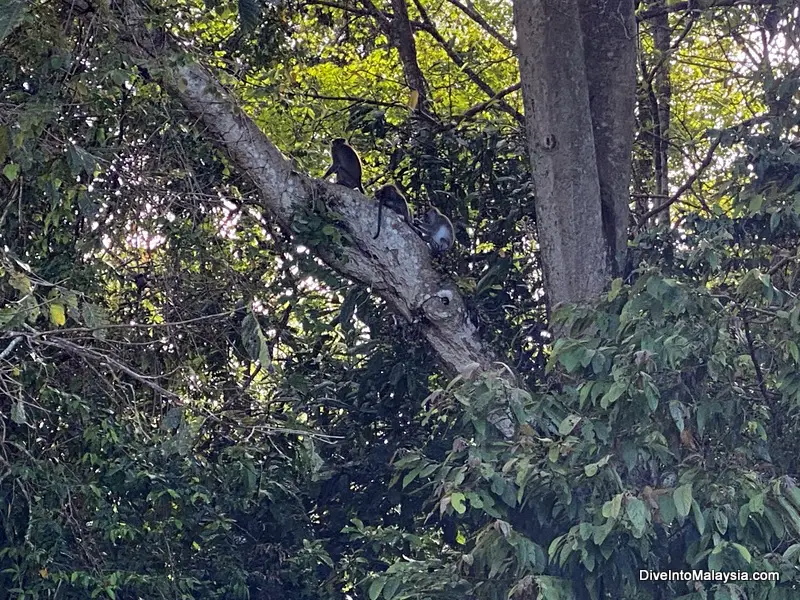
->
415;207;454;255
373;184;413;239
322;138;364;193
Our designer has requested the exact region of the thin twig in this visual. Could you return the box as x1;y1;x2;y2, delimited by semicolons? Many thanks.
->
453;82;521;125
412;0;523;124
637;115;770;225
0;336;23;361
442;0;515;51
12;311;233;338
31;335;182;402
637;0;773;21
637;134;722;225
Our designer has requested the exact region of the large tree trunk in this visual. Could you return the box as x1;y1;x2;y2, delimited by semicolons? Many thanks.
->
514;0;636;309
580;0;637;276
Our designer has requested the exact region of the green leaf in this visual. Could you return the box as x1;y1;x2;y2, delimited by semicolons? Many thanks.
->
748;193;764;214
625;497;648;538
593;519;614;545
0;0;28;44
788;341;800;365
241;311;272;370
738;503;751;528
82;302;110;340
608;278;623;300
584;455;610;478
776;496;800;536
402;466;422;489
658;494;677;525
602;494;623;520
782;543;800;563
749;492;765;514
668;400;685;432
600;381;626;408
770;210;781;231
450;492;466;514
2;162;19;181
673;484;693;518
368;578;385;600
558;414;581;436
730;543;751;563
238;0;260;33
382;578;400;600
713;509;728;535
691;501;705;534
49;303;66;326
707;544;724;571
9;272;31;294
547;534;566;559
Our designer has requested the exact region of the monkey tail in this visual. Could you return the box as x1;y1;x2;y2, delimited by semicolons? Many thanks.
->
373;198;383;239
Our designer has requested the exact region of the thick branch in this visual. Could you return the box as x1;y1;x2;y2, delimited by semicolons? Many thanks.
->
653;4;671;204
116;1;505;393
359;0;430;110
579;0;636;277
284;91;405;110
390;0;430;108
303;0;373;17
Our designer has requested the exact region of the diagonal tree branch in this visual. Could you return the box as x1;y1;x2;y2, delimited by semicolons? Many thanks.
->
442;0;516;51
358;0;431;110
114;0;510;405
303;0;373;17
390;0;430;108
637;133;722;225
636;115;771;225
453;82;522;125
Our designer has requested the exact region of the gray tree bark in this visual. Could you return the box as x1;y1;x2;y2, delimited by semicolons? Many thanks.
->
580;0;637;276
514;0;636;308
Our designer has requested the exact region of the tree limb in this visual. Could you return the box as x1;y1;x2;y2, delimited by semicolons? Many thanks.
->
115;0;510;418
636;133;722;225
442;0;516;51
302;0;373;18
358;0;431;110
453;82;521;125
637;115;771;225
31;335;182;402
412;0;523;124
390;0;430;108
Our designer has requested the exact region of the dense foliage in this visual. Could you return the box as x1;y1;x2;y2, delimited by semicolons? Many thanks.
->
1;0;799;598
